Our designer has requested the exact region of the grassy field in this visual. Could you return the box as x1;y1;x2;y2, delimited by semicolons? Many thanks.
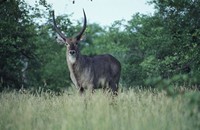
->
0;88;199;130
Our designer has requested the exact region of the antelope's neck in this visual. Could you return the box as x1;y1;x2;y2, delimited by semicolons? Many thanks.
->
67;55;85;87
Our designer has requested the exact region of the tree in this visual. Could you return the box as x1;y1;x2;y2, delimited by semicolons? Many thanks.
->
149;0;200;85
0;0;36;90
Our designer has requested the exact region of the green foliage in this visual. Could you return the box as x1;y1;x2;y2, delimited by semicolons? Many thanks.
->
0;0;36;90
0;0;73;91
1;0;200;91
149;0;200;81
118;0;200;88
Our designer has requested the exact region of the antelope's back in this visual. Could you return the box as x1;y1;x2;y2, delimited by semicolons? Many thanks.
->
89;54;121;81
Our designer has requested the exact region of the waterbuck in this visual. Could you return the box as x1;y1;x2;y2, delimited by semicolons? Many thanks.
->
52;10;121;94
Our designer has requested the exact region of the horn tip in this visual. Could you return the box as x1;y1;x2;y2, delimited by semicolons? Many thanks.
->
82;8;85;13
51;10;55;17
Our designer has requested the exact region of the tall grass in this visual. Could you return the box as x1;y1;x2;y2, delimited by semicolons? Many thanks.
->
0;89;198;130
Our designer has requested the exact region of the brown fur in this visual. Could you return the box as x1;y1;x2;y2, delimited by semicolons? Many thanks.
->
52;9;121;94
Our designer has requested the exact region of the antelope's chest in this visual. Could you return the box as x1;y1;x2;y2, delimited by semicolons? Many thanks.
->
69;65;93;88
66;63;77;88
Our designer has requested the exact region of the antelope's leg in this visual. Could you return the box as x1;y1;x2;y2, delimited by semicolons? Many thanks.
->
109;80;118;95
79;87;84;95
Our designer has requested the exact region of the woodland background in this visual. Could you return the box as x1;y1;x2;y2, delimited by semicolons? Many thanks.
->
0;0;200;92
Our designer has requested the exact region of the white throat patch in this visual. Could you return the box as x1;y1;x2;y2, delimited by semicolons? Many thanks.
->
68;55;76;64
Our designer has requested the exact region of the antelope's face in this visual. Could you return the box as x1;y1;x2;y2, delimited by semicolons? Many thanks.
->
52;9;87;64
66;38;79;64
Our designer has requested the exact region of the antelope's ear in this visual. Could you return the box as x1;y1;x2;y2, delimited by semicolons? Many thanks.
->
55;34;68;45
80;35;86;42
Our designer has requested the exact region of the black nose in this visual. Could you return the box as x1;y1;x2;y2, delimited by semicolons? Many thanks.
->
69;50;76;55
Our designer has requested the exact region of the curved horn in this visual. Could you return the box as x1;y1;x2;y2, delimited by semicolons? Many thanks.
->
76;9;87;40
52;10;68;41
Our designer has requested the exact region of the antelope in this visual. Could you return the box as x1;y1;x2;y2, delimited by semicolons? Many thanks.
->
52;10;121;95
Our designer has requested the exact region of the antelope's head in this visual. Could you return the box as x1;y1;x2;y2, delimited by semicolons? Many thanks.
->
52;10;87;64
